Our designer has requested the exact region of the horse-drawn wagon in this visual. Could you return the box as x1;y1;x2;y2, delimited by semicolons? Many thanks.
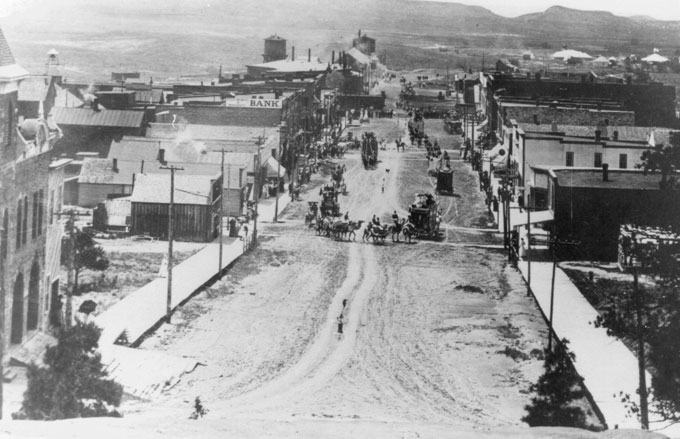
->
361;132;378;169
408;193;440;239
319;185;341;217
435;169;454;195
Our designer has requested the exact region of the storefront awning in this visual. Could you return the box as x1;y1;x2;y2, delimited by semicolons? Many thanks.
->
265;156;286;178
509;209;554;229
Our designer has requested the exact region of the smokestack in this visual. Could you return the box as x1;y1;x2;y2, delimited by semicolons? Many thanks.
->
157;148;165;164
140;159;145;173
332;50;335;64
112;158;118;172
292;46;295;60
595;130;601;141
308;48;311;62
602;163;609;182
613;130;619;141
92;98;100;112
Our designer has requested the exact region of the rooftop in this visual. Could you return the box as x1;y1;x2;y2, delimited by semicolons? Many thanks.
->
78;158;141;185
130;173;218;205
0;26;16;67
51;107;145;128
547;167;666;190
521;124;674;146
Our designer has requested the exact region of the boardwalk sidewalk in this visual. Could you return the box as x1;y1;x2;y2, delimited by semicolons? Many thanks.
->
517;261;679;436
90;192;292;398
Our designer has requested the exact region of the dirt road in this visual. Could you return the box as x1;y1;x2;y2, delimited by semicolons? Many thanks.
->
133;117;550;436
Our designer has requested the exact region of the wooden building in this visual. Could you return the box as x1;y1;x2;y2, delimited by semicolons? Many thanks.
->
130;173;221;242
536;166;680;260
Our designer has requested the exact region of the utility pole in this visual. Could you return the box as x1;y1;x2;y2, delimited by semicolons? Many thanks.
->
274;122;286;222
160;165;184;323
219;150;225;275
633;265;649;429
253;137;263;244
65;210;75;328
544;236;580;351
526;205;531;296
0;224;5;418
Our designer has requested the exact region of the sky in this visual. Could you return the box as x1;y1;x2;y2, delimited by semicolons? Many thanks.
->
2;0;680;21
418;0;680;20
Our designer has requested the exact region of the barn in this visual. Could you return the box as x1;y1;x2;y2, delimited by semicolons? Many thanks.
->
130;173;222;242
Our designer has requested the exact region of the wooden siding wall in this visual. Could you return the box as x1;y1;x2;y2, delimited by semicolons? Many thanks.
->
131;202;218;242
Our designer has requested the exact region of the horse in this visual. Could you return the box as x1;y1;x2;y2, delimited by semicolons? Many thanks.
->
317;216;333;236
362;222;387;244
345;220;364;241
388;218;406;242
401;220;416;243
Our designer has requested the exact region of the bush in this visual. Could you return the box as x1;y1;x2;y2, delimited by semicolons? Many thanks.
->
14;322;123;420
522;339;588;428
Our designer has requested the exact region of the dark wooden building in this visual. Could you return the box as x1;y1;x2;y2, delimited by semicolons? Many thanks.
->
538;166;680;260
130;173;221;242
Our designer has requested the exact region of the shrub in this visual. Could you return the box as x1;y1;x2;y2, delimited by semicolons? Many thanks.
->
522;339;588;428
14;322;123;420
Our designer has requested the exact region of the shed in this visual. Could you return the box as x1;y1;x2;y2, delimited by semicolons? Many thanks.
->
130;173;221;242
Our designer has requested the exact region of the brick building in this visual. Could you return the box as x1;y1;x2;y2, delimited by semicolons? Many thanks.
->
0;27;64;351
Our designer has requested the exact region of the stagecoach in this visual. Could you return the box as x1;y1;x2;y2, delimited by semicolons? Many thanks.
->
320;186;341;217
408;193;440;239
435;169;454;195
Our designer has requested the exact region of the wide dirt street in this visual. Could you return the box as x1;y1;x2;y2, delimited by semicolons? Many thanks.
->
130;116;552;437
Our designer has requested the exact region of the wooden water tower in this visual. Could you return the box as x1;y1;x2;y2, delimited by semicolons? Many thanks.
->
263;34;286;63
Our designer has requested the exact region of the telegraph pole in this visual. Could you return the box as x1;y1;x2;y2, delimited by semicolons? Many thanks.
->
274;122;286;222
633;265;649;429
65;210;75;328
219;151;225;275
160;165;184;323
545;236;580;351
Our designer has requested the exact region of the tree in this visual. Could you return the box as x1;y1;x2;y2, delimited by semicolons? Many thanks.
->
594;242;680;425
14;322;123;420
522;339;588;428
639;132;680;190
61;229;109;293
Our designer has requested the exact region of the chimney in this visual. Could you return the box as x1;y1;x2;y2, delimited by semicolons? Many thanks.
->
595;130;601;141
613;130;619;141
332;50;335;64
292;46;295;60
308;48;311;62
157;148;165;164
112;158;118;172
92;98;100;112
602;163;609;182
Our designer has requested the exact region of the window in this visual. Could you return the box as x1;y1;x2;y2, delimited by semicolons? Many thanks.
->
1;208;7;260
619;154;628;169
38;190;44;236
49;190;54;224
566;151;574;167
22;195;28;245
32;192;38;240
594;152;603;168
7;101;13;148
16;199;22;249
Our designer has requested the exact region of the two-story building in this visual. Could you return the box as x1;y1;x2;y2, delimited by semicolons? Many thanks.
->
0;28;65;352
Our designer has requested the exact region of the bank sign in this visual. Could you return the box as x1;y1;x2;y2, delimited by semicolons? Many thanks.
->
225;99;283;108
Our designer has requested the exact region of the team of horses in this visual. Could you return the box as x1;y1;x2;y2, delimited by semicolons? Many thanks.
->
306;214;417;244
